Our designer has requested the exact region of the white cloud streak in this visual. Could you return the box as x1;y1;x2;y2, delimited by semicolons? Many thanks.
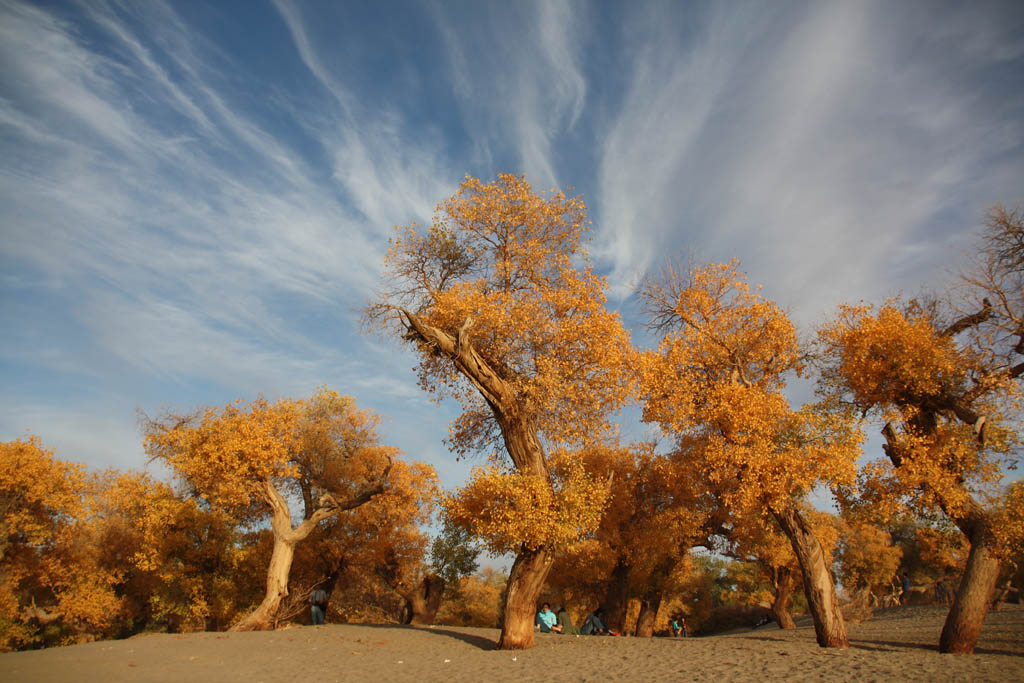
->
595;1;1024;323
0;0;452;470
431;0;588;189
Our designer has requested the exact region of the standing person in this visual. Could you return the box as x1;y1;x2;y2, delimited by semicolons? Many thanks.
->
680;617;689;637
309;586;328;625
900;572;911;606
670;618;681;638
535;602;562;633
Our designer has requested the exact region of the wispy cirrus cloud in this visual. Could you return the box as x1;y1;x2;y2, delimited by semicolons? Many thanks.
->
594;0;1024;322
0;0;450;465
1;0;1021;491
430;0;588;189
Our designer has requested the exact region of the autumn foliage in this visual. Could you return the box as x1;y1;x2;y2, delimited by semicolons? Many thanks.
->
639;259;861;647
3;181;1021;659
368;173;636;649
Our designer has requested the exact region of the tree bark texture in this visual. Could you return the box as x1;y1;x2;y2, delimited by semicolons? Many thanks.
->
771;565;798;629
232;534;296;631
498;546;554;649
400;574;446;625
602;558;633;634
940;525;1002;654
634;593;662;637
774;504;849;648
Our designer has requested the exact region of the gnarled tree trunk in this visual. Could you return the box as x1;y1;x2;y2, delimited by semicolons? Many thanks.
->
399;574;446;625
940;521;1001;654
400;311;556;649
498;546;554;649
774;504;848;648
771;565;798;629
234;534;296;631
232;477;386;631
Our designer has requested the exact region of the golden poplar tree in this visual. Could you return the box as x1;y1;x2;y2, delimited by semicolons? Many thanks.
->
835;520;903;608
640;259;862;648
727;507;839;629
817;208;1023;653
144;389;392;631
0;436;85;649
366;173;635;649
288;453;440;625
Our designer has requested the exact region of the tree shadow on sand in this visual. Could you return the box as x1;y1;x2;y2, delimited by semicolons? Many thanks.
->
358;624;498;650
744;635;1022;658
852;639;1022;658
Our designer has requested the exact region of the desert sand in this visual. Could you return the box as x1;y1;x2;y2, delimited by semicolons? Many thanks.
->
3;605;1022;682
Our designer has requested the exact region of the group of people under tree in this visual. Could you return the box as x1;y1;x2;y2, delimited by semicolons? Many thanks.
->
535;602;691;638
535;603;615;636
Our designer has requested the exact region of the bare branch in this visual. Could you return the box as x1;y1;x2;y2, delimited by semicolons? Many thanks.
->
941;298;993;338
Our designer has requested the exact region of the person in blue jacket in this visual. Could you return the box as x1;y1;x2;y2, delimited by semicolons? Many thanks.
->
535;602;562;632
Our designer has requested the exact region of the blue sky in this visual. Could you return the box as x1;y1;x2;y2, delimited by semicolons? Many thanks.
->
2;0;1023;495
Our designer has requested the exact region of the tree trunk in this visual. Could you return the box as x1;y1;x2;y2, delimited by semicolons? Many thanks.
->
940;528;1001;654
232;534;296;631
634;593;662;637
400;311;554;649
880;417;1007;654
497;545;554;650
602;558;632;634
231;477;386;632
402;574;446;625
771;566;798;629
774;504;848;648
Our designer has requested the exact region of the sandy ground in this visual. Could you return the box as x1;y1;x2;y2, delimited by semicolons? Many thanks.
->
3;605;1022;682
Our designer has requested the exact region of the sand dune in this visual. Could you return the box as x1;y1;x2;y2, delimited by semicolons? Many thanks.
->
3;605;1022;682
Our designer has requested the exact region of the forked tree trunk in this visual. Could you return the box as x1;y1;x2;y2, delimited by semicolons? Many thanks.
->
603;558;633;634
940;525;1001;654
771;566;798;629
774;504;848;648
401;574;446;625
232;477;386;632
498;546;554;649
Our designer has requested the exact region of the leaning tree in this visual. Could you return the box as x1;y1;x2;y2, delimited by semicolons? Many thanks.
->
639;259;862;648
817;207;1024;653
366;174;635;649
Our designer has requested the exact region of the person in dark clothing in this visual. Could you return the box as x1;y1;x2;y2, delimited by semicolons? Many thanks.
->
581;607;613;635
556;604;581;635
900;572;911;605
309;587;328;625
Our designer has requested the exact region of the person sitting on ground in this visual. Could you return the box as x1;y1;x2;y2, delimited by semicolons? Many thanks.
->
535;602;562;633
581;607;615;635
556;604;581;635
